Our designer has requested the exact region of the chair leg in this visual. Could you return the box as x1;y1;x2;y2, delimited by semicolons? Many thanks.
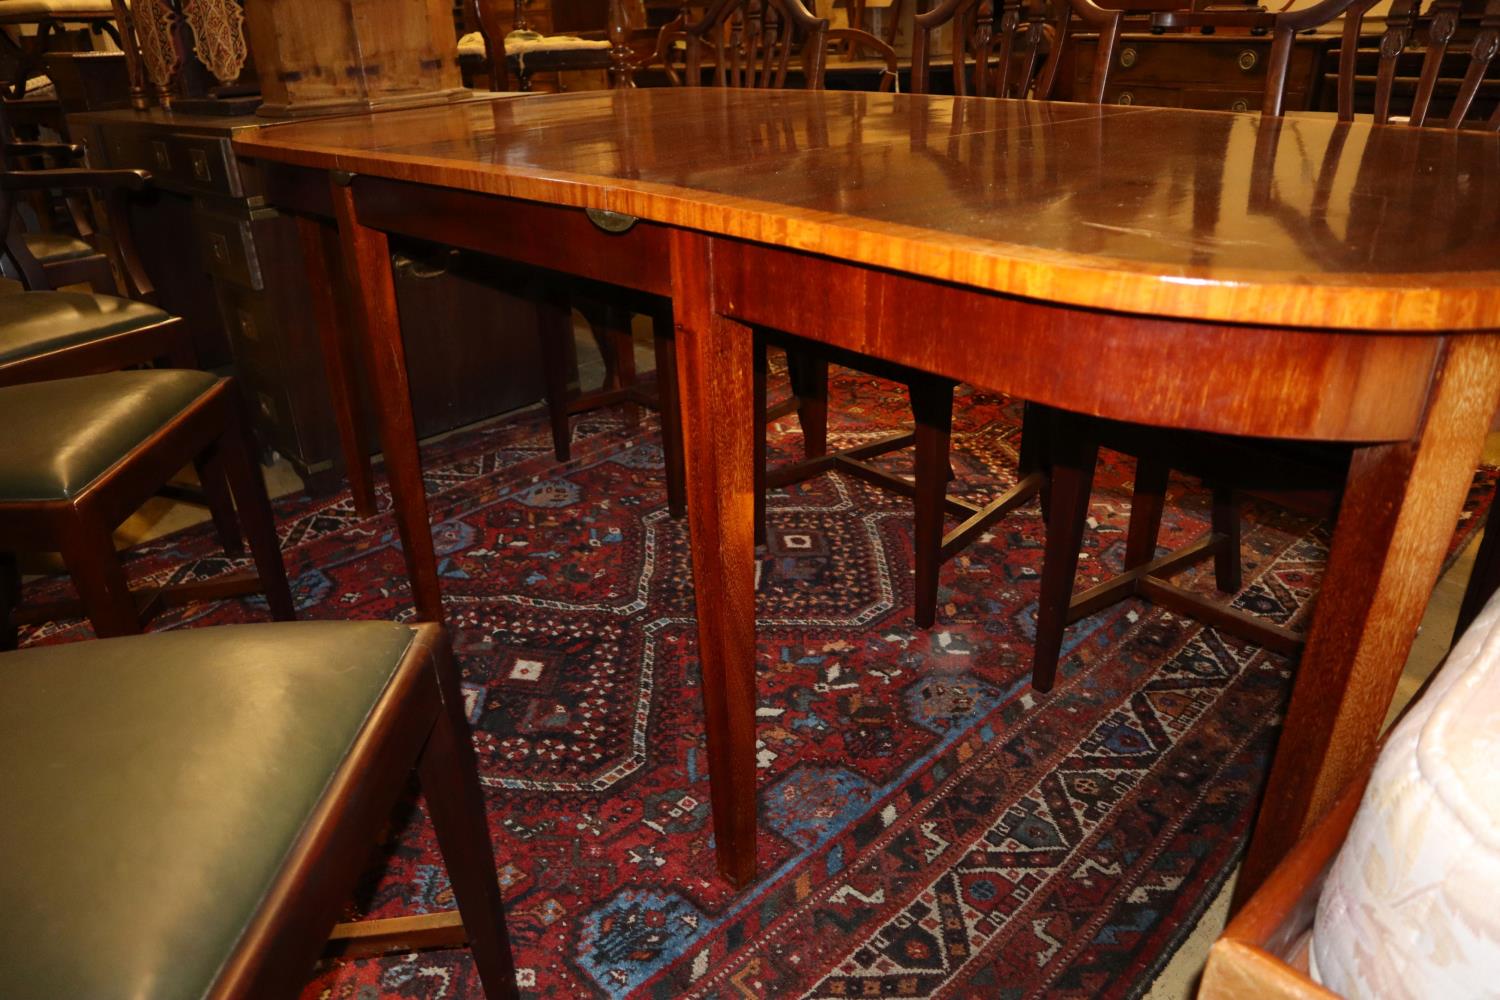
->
1032;411;1100;693
0;550;18;651
536;292;575;463
194;449;244;558
652;306;687;520
786;350;828;460
57;509;140;638
911;377;955;630
597;305;640;429
1211;486;1243;593
418;636;521;1000
754;332;769;547
218;398;296;621
1124;454;1170;570
1020;401;1051;522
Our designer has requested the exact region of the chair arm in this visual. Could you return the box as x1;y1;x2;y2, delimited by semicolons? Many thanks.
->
825;28;899;89
4;141;86;161
0;168;151;193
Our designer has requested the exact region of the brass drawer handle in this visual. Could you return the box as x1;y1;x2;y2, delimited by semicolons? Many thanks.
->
586;208;638;233
1116;91;1134;105
1118;47;1137;69
1231;98;1250;112
1238;49;1258;71
190;148;212;183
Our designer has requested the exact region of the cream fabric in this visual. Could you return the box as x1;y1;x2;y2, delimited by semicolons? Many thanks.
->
1310;591;1500;998
458;29;611;58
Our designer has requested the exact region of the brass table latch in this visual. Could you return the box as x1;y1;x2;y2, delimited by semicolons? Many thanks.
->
586;207;638;233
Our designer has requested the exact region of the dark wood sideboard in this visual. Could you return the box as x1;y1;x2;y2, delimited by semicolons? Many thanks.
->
1063;32;1342;111
66;105;552;493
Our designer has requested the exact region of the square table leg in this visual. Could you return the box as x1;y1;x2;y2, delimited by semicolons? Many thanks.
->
1235;333;1500;902
670;230;760;888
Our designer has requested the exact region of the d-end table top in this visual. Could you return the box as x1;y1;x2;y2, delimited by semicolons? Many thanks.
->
234;88;1500;332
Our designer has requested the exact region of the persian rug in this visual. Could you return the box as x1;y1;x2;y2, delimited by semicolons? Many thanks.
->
17;370;1496;1000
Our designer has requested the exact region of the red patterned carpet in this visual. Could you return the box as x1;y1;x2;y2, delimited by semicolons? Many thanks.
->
17;369;1496;999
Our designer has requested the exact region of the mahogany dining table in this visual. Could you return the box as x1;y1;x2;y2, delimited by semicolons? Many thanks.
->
234;88;1500;905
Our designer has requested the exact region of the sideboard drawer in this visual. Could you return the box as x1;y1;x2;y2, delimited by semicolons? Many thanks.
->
171;134;244;197
196;209;265;290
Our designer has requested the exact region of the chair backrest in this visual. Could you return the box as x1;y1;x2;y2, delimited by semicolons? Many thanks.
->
915;0;1499;129
651;0;831;88
1263;0;1500;127
911;0;1125;99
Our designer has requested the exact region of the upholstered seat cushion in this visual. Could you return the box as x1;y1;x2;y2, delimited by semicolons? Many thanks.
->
0;369;219;501
1309;591;1500;996
0;621;420;1000
21;231;98;262
0;290;170;365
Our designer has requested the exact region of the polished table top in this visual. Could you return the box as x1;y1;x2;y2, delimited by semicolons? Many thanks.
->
237;89;1500;332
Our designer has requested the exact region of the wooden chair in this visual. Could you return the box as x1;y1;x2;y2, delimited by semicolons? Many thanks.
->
0;619;519;999
1;164;158;301
0;370;295;647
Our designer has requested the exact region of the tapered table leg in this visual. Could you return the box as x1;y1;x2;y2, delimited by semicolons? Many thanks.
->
670;229;759;889
329;178;444;623
297;215;377;519
1235;335;1500;904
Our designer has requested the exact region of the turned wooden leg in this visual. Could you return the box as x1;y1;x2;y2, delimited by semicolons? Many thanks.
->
297;215;376;519
1211;486;1242;593
330;179;444;623
1124;454;1170;570
754;333;768;547
218;393;296;622
787;350;828;460
652;305;687;520
911;377;955;630
57;508;139;638
194;447;244;558
537;291;576;463
672;229;758;888
1237;335;1500;905
1032;409;1099;693
418;636;521;1000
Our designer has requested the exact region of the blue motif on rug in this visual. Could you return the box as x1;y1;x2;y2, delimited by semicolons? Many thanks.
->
576;888;705;994
763;765;877;848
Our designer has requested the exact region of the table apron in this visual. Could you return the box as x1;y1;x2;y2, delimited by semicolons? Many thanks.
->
714;238;1443;444
352;177;673;298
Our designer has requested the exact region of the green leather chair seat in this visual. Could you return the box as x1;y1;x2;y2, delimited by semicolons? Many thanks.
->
0;369;219;502
0;621;421;1000
21;231;98;262
0;289;171;365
